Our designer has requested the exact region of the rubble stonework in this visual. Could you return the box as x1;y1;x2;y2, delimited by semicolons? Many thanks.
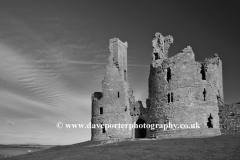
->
219;102;240;134
91;32;238;141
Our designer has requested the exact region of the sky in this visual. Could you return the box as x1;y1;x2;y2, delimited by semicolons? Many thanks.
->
0;0;240;145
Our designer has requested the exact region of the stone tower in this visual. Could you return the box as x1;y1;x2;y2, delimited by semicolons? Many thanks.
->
147;32;223;138
91;32;224;141
91;38;134;140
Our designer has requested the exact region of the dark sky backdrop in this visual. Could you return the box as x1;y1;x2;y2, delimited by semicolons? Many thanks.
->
0;0;239;145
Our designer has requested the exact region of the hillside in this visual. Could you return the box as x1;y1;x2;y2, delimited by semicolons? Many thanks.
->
5;133;240;160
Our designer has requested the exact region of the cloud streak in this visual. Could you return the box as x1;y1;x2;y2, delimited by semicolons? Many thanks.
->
7;120;15;126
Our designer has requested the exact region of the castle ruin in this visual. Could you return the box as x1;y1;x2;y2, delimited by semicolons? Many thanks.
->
147;33;223;138
91;32;231;141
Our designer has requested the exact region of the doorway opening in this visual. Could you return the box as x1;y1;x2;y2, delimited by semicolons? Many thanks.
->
135;119;147;138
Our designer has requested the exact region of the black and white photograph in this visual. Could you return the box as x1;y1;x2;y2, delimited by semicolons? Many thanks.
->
0;0;240;159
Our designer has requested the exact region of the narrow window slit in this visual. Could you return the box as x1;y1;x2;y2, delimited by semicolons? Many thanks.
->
203;88;206;101
167;68;171;83
102;125;106;133
167;93;170;103
200;64;206;80
171;93;173;102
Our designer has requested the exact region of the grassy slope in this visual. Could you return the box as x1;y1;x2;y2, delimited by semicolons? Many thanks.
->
0;148;46;157
7;134;240;160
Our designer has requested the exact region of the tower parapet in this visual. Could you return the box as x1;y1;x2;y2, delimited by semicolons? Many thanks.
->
108;38;128;81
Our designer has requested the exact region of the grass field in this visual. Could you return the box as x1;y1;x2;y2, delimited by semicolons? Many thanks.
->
4;133;240;160
0;148;45;159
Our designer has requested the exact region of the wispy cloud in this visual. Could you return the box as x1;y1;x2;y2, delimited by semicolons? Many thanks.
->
0;5;149;145
32;59;107;65
7;120;15;126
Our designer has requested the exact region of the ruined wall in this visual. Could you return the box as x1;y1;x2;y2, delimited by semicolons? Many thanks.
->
219;102;240;134
91;32;226;141
91;38;133;140
148;33;222;138
129;99;150;138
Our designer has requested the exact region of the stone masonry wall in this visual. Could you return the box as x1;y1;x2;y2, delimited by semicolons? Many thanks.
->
219;102;240;134
91;38;134;140
148;33;222;138
91;32;229;141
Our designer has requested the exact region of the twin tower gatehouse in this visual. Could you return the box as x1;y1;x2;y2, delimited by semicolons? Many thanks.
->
91;33;223;140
